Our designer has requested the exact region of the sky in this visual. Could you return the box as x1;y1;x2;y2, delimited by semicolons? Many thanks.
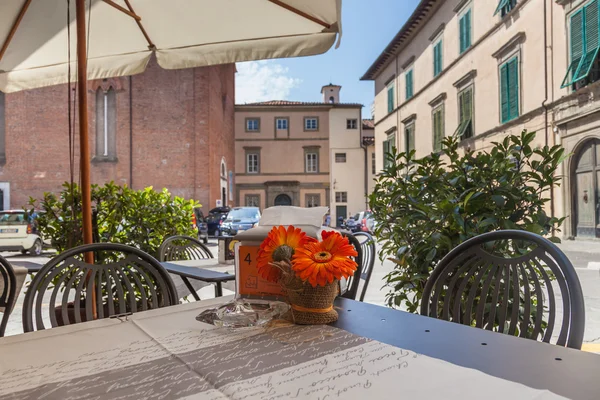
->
235;0;421;116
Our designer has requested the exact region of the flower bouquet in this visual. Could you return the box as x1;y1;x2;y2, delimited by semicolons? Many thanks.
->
256;226;358;325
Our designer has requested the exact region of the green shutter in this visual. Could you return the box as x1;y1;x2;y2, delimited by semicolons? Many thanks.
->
494;0;510;16
406;125;415;153
406;70;413;99
459;16;466;54
387;85;394;113
434;41;442;77
464;87;473;121
465;10;471;49
433;107;443;152
500;63;510;123
383;139;390;168
574;1;600;83
508;58;519;120
562;9;586;88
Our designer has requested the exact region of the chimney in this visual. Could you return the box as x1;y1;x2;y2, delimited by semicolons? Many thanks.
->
321;83;341;104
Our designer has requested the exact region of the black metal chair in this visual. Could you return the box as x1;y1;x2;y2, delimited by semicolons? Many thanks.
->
0;255;17;337
420;230;585;349
158;235;214;261
340;232;364;301
23;243;178;332
353;232;376;302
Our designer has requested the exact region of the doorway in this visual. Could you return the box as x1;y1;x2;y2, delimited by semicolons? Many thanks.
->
573;139;600;238
336;205;347;228
274;194;292;206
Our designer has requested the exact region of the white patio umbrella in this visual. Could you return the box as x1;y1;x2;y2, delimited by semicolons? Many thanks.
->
0;0;342;247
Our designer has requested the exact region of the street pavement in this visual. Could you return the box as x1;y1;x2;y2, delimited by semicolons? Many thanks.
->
3;237;600;353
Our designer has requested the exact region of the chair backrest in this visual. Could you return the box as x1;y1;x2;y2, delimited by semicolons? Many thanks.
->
0;255;17;337
420;230;585;349
340;232;364;301
23;243;178;332
158;235;214;262
354;232;376;302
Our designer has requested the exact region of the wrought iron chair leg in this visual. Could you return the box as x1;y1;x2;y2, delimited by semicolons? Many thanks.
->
181;277;201;301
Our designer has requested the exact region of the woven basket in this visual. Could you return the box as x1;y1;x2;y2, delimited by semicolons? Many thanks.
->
282;274;339;325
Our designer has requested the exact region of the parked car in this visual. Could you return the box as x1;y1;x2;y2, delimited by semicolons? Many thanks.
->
192;207;209;244
206;207;230;237
221;207;261;236
0;210;49;256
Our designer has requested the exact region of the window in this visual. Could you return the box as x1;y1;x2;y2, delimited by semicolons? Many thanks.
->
456;86;474;139
433;39;443;77
561;1;600;89
246;152;260;174
305;152;318;173
335;153;347;163
494;0;517;17
371;152;376;174
387;80;395;113
95;87;117;159
405;69;414;100
0;91;5;163
500;56;520;123
459;7;472;54
306;194;320;208
383;132;396;169
432;105;444;152
276;118;288;130
347;119;358;129
304;117;318;131
245;194;260;207
335;192;348;203
405;123;415;154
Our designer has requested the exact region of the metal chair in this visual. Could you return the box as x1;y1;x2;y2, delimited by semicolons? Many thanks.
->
354;232;376;301
420;230;585;349
159;235;214;261
23;243;178;332
340;232;364;301
0;255;17;337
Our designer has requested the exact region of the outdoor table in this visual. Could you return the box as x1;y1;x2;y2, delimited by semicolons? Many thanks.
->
161;260;235;300
0;297;598;399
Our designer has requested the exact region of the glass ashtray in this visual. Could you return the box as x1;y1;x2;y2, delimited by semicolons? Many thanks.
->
196;299;290;328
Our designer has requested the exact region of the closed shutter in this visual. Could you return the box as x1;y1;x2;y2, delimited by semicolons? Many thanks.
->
433;108;443;152
406;70;413;99
464;87;473;121
507;58;519;120
459;15;466;53
387;85;394;113
383;138;390;168
406;125;415;153
500;63;510;123
434;42;442;76
465;10;471;49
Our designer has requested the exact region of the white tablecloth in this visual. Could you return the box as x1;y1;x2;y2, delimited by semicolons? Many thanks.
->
0;297;565;399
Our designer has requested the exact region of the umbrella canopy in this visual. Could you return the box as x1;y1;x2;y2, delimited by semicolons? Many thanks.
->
0;0;342;254
0;0;342;92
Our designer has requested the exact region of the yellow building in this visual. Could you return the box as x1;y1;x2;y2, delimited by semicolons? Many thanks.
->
363;0;600;239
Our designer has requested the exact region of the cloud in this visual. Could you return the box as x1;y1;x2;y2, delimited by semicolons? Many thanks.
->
235;61;302;104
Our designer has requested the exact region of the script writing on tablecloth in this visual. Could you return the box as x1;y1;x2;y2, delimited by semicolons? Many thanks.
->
236;245;286;298
0;318;565;400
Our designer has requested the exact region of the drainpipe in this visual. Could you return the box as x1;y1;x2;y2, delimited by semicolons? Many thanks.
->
360;113;368;210
541;0;555;233
129;76;133;188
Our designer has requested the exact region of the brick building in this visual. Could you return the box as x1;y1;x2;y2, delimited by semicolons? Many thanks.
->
0;59;235;211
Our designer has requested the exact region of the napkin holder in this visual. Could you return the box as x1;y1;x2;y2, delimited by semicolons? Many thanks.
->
232;206;332;301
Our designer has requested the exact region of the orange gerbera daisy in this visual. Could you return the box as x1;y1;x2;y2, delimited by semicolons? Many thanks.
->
292;231;358;287
257;226;315;282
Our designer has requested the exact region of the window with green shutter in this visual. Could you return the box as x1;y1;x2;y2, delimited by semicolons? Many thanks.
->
406;69;414;100
387;81;395;113
459;8;472;54
455;86;473;139
500;56;520;123
433;40;443;77
432;105;444;152
405;123;415;154
383;132;395;169
494;0;517;17
562;0;600;88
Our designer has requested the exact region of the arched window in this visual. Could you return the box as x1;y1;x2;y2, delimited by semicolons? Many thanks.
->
95;87;117;159
329;96;335;103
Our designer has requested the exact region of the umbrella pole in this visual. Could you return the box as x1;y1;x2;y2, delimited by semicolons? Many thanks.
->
76;0;97;319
